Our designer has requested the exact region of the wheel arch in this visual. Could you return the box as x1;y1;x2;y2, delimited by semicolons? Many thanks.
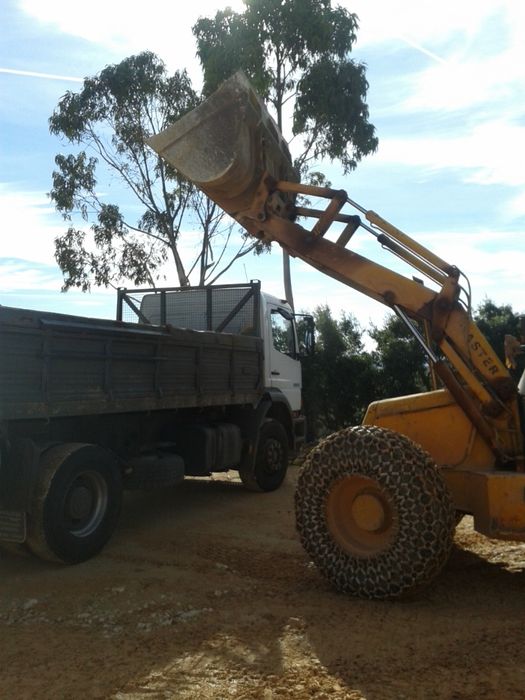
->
25;441;123;563
1;438;123;514
262;389;294;449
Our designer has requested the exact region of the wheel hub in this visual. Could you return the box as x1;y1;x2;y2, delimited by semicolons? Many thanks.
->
62;470;109;537
351;493;386;532
265;439;282;473
67;485;93;520
325;475;398;557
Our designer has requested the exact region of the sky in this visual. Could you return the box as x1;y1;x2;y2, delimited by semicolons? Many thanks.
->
1;0;524;333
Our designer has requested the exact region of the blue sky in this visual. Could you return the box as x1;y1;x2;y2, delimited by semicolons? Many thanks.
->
1;0;524;330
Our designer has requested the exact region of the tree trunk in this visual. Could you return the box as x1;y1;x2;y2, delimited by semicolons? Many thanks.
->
172;245;189;286
283;250;294;311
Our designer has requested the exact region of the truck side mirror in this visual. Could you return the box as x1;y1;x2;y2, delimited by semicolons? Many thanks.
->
294;314;315;357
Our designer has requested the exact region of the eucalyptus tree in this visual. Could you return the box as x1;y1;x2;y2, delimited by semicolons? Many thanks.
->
49;51;258;291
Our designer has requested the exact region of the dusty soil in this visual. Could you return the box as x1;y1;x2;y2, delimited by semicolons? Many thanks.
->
1;464;525;700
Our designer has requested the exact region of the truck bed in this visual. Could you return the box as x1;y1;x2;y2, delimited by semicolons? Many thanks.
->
0;305;263;420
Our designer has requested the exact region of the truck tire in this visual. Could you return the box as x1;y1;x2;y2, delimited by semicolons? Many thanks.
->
295;425;455;599
26;443;122;564
239;419;289;492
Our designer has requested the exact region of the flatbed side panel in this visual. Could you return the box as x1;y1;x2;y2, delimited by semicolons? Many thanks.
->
0;306;263;420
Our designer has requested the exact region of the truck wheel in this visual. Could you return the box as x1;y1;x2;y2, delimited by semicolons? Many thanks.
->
239;419;289;492
26;443;122;564
295;425;455;599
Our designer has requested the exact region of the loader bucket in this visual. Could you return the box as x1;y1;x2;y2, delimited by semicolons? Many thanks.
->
147;71;298;218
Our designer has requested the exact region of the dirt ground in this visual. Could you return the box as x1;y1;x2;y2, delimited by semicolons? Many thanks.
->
1;462;525;700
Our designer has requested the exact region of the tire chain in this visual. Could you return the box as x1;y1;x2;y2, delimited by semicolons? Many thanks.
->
295;425;455;599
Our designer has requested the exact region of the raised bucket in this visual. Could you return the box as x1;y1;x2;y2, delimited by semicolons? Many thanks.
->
147;71;298;218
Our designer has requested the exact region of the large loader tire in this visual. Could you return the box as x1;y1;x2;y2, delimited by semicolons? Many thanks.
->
26;443;122;564
239;419;289;492
295;425;455;599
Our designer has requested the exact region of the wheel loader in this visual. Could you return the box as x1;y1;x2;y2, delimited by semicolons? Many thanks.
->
147;71;525;599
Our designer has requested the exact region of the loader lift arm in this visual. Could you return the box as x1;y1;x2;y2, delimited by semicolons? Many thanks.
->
240;174;523;468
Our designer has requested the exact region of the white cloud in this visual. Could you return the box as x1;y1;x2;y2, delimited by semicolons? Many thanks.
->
404;62;494;113
0;187;74;299
349;0;525;126
19;0;245;84
347;0;519;51
373;119;525;190
506;191;525;220
397;43;525;115
0;185;62;264
0;259;58;292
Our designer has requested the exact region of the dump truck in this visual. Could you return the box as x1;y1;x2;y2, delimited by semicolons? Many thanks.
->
0;281;312;563
148;71;525;599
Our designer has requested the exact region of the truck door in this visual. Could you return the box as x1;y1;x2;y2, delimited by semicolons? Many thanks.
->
268;305;302;411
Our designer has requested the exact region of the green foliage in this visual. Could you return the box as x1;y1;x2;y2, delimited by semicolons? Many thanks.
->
294;57;376;172
302;299;524;440
369;315;431;398
302;308;434;439
193;8;267;97
314;304;363;356
49;52;261;292
193;0;378;175
474;298;520;364
302;305;377;437
49;52;198;291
